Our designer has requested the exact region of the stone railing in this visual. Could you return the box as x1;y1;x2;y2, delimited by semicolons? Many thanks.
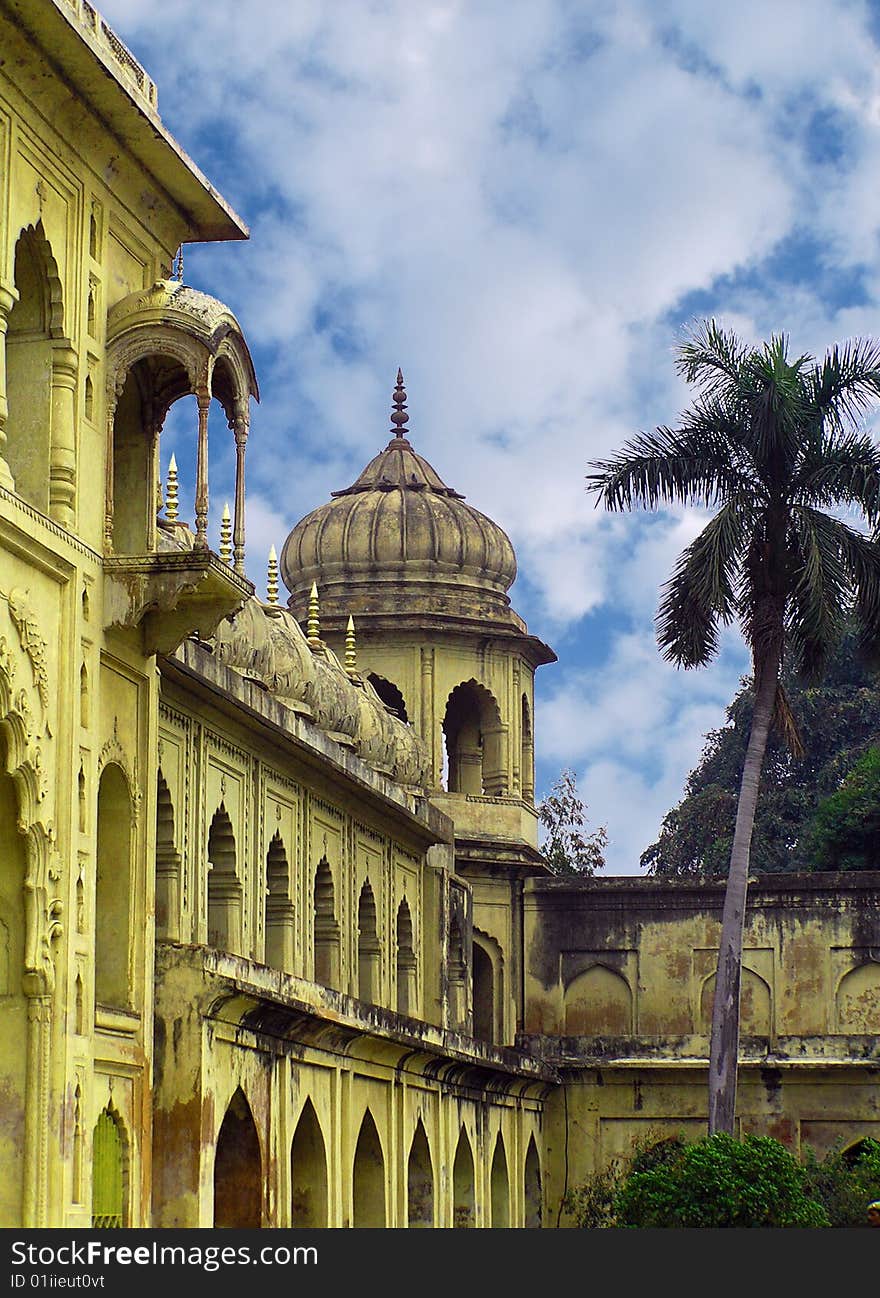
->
58;0;158;110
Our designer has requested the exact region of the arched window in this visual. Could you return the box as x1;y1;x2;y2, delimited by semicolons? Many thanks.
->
836;962;880;1033
155;771;181;941
3;223;75;526
214;1088;261;1228
79;663;90;728
105;285;258;564
396;898;416;1016
110;363;153;553
524;1136;542;1228
407;1120;434;1228
443;680;506;796
368;674;409;722
313;858;340;987
491;1134;510;1228
0;743;27;1224
472;935;495;1044
290;1099;327;1227
565;965;633;1035
357;881;380;1003
5;226;54;512
448;915;467;1031
452;1127;475;1228
207;804;242;954
520;692;534;802
700;967;771;1038
352;1110;385;1227
95;764;132;1008
264;832;294;972
91;1108;126;1228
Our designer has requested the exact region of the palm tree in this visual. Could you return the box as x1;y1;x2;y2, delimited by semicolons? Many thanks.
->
586;319;880;1134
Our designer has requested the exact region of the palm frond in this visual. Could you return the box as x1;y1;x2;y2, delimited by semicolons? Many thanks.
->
674;318;752;402
655;500;753;666
771;680;805;759
586;424;749;512
827;516;880;664
790;430;880;524
808;337;880;432
743;335;811;485
786;507;852;679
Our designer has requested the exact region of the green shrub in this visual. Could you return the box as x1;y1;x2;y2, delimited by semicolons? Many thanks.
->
562;1157;624;1228
615;1133;829;1228
801;1139;880;1227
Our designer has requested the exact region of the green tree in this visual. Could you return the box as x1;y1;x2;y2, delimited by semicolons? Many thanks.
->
614;1133;829;1228
538;768;607;875
642;628;880;876
586;320;880;1134
800;745;880;870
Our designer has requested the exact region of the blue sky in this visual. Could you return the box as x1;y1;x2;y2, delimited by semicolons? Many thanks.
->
103;0;880;873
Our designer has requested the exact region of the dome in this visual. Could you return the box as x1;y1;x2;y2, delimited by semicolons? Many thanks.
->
279;372;518;625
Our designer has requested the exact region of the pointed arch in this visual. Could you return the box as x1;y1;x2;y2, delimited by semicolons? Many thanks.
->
213;1088;261;1228
352;1109;385;1227
79;663;90;729
835;961;880;1033
700;966;771;1038
207;804;241;954
407;1119;434;1228
155;770;181;941
357;880;380;1003
520;691;534;801
313;857;339;987
105;281;258;559
265;831;294;972
442;679;507;795
396;897;416;1016
490;1133;510;1228
368;674;409;723
91;1106;127;1228
452;1126;475;1228
290;1098;327;1227
5;224;59;510
95;763;133;1008
565;964;633;1035
524;1135;542;1228
473;929;503;1045
447;913;467;1031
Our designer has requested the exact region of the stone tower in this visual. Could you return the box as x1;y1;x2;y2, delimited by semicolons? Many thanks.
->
280;372;556;1044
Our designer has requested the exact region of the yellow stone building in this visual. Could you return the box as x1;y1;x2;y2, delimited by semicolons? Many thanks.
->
0;0;877;1230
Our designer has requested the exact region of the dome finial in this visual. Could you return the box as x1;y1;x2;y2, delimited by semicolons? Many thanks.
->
389;368;410;441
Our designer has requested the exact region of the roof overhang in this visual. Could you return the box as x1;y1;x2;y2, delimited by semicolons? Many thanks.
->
1;0;248;243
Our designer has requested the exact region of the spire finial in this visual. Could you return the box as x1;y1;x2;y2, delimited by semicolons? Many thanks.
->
344;614;357;677
165;453;179;522
219;502;232;563
266;545;279;605
390;368;410;441
307;580;321;649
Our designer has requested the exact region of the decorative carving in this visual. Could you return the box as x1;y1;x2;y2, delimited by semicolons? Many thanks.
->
9;589;49;713
97;733;142;827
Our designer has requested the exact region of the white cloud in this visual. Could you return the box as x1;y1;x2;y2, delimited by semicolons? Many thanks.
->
101;0;880;873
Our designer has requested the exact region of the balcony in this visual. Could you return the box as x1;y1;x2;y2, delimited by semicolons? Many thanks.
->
103;549;253;654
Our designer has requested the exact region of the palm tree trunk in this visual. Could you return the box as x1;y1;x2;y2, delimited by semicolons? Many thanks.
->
707;652;779;1135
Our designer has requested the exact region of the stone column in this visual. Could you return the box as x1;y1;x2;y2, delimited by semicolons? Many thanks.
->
103;379;123;553
420;646;437;786
49;344;78;528
232;402;248;574
194;387;210;547
0;283;20;490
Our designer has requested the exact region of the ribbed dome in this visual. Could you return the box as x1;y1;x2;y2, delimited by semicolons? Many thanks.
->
280;372;517;624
